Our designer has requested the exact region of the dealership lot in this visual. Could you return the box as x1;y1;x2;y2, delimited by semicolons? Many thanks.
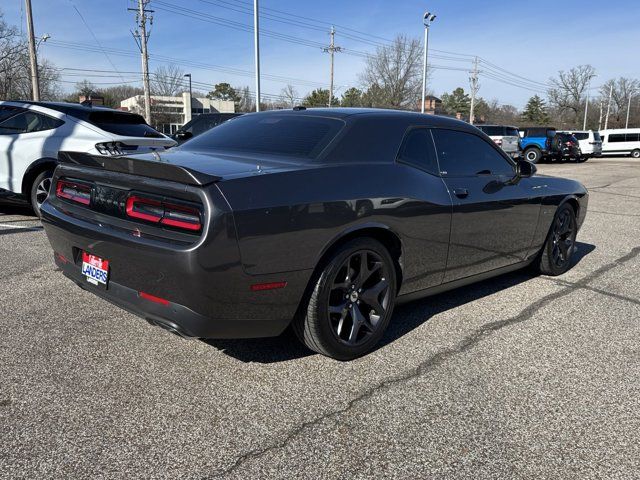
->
1;158;639;479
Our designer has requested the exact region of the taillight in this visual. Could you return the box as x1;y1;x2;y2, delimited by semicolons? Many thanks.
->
56;179;91;205
494;139;503;146
126;195;202;232
95;142;125;156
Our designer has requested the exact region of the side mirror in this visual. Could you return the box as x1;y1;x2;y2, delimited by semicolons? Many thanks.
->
516;159;536;178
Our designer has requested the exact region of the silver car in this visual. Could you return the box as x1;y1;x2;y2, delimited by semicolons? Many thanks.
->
477;125;520;158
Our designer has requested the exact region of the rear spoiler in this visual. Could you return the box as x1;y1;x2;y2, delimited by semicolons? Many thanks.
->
57;151;220;186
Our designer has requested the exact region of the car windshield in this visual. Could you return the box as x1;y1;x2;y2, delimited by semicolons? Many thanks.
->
87;111;163;138
183;114;345;159
593;132;602;142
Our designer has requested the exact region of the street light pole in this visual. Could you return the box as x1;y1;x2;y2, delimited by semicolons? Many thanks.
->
625;95;633;129
421;11;436;114
253;0;261;112
583;74;596;131
184;73;192;100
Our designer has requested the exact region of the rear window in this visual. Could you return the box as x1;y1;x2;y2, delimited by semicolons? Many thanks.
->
525;128;555;137
505;127;519;137
87;111;163;138
573;132;589;140
593;132;602;142
480;126;504;136
184;114;345;159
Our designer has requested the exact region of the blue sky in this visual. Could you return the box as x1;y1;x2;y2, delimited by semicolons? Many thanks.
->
3;0;639;108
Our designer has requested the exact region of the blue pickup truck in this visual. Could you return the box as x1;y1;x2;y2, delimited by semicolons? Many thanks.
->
519;127;560;163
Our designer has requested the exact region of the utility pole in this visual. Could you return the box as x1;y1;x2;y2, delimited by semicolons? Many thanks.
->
604;84;613;131
598;99;604;131
24;0;40;101
625;95;633;129
323;26;342;107
130;0;153;124
468;56;480;125
583;89;590;131
253;0;261;112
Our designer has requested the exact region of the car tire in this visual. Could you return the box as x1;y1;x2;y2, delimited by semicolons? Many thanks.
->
30;169;54;218
293;237;397;360
535;204;577;276
524;148;542;164
631;149;640;159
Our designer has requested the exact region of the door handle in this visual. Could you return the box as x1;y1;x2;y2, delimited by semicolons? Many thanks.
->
453;188;469;199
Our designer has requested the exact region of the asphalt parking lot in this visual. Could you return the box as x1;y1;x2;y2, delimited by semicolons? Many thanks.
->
1;157;639;479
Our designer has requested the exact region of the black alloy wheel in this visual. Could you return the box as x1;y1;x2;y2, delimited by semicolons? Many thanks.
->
536;204;577;276
328;250;392;346
294;237;397;360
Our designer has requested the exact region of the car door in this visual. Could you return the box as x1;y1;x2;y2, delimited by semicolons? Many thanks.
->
0;106;26;191
431;128;541;283
0;109;64;193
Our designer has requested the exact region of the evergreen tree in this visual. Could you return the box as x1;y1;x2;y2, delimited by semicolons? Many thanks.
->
302;88;333;107
441;87;471;116
341;87;364;107
521;95;550;124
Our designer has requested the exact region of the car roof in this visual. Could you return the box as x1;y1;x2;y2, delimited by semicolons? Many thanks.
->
246;107;478;131
0;100;141;122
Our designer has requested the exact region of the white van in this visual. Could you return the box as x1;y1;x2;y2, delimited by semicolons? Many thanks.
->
563;130;602;159
599;128;640;158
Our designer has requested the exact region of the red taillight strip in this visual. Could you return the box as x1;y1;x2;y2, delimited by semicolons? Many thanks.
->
125;196;163;223
139;291;170;306
56;180;91;205
126;195;202;232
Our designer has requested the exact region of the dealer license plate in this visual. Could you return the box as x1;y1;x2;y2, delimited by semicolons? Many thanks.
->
81;252;109;287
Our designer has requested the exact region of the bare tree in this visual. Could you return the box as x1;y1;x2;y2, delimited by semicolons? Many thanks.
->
236;86;255;113
599;77;640;127
151;64;186;97
280;84;299;108
547;65;596;124
359;35;423;109
0;10;60;101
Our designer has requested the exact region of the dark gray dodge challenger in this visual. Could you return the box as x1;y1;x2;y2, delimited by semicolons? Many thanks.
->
41;108;588;360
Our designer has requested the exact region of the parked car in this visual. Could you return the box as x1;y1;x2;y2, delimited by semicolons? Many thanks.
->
0;101;176;215
555;132;582;162
562;130;602;161
41;109;588;360
476;125;520;158
172;113;242;144
599;128;640;158
519;127;561;163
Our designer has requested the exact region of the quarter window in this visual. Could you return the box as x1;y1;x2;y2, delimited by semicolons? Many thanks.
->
396;128;439;175
0;111;63;135
431;129;514;177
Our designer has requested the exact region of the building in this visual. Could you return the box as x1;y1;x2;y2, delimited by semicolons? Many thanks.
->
120;92;235;134
78;94;104;106
419;95;443;115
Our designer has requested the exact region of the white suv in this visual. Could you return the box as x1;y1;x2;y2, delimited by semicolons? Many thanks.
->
563;130;602;161
0;101;176;215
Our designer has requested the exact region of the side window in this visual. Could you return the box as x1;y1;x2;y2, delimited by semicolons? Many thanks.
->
0;106;22;122
627;133;640;142
0;111;63;135
396;128;439;175
609;134;626;143
431;129;514;177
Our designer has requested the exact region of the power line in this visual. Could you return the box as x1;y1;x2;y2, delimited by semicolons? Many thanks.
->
67;0;127;83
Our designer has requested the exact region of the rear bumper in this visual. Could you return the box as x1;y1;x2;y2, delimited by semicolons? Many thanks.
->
55;255;290;338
